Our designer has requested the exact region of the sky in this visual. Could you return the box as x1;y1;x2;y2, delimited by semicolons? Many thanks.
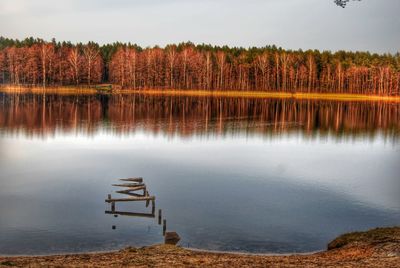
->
0;0;399;53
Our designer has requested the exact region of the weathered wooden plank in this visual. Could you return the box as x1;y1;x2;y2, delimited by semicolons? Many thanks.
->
105;196;155;203
112;183;145;188
119;177;143;183
105;211;155;218
116;192;146;197
115;186;146;193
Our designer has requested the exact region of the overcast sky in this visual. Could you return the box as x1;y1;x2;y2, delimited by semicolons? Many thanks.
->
0;0;399;53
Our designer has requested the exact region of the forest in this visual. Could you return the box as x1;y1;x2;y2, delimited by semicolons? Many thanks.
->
0;36;399;96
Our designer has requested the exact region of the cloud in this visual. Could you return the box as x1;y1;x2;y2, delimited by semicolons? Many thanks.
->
0;0;27;15
0;0;398;53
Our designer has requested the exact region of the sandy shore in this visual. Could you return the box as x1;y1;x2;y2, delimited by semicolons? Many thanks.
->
1;227;399;267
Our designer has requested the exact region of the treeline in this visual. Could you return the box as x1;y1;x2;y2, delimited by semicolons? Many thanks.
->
1;36;399;95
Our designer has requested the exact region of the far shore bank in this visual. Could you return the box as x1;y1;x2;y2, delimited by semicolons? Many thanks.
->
1;86;400;102
0;227;399;267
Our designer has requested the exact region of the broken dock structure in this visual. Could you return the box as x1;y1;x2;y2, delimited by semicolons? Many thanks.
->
105;177;156;216
105;177;180;245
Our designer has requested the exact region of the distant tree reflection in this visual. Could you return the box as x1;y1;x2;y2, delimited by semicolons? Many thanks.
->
0;93;399;141
335;0;361;8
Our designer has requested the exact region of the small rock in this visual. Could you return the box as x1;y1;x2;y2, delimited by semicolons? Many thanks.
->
164;232;181;245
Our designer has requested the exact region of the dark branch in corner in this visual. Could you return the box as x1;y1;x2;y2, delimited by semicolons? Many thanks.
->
334;0;361;8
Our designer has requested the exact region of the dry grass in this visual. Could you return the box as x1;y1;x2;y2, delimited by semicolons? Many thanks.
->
328;227;400;250
0;86;98;95
1;86;400;102
134;89;400;102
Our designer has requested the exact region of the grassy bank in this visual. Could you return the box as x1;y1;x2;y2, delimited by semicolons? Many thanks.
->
1;86;400;102
0;86;99;95
0;227;399;267
132;89;400;102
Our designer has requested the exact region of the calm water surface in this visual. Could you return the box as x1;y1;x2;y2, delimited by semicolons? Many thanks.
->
0;93;399;255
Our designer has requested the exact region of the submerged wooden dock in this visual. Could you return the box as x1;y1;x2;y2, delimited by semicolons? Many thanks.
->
105;177;179;244
106;177;156;214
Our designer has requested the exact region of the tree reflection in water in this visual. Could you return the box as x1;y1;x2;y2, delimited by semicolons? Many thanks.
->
0;93;398;141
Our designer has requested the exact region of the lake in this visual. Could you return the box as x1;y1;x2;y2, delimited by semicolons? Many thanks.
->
0;92;399;255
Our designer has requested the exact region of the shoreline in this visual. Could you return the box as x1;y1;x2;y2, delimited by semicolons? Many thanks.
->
1;86;400;102
1;227;399;267
0;247;322;258
180;247;323;257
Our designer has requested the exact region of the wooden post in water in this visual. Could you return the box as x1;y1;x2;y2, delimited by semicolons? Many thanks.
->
158;209;162;225
163;219;166;236
151;200;155;215
108;194;115;212
146;191;150;207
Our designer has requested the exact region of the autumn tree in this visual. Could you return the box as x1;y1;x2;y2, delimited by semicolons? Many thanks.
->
68;47;82;85
82;43;102;86
0;37;398;96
